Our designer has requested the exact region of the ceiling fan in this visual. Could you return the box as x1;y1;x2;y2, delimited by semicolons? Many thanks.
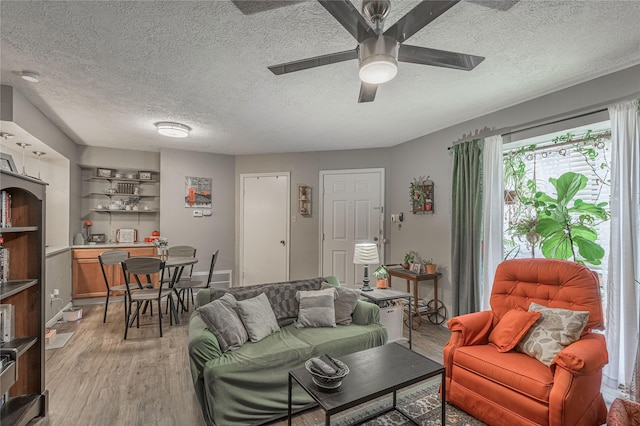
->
268;0;485;103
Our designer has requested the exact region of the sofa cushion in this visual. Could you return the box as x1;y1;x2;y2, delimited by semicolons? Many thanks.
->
207;278;325;319
321;282;359;325
453;344;553;404
488;308;542;352
236;293;280;342
295;288;337;328
197;293;248;352
517;302;589;366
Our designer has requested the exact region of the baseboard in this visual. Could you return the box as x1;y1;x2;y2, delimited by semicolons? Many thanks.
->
46;302;73;327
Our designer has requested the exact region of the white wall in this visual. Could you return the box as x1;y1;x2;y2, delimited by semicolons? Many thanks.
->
159;148;235;277
235;148;391;281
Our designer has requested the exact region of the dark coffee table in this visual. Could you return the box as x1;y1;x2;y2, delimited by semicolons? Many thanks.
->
287;343;445;426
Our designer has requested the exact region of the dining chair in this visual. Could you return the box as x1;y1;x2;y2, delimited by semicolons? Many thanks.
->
99;249;130;323
164;245;197;311
121;257;175;339
174;250;218;311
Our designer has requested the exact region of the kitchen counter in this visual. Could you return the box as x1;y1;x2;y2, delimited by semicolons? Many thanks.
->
71;244;158;299
71;242;156;249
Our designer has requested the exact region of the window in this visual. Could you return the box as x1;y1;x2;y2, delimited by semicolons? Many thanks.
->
503;122;611;284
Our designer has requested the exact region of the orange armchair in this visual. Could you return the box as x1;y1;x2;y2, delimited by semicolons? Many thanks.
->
443;258;608;426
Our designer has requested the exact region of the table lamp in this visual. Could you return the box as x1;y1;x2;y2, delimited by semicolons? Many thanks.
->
353;243;379;292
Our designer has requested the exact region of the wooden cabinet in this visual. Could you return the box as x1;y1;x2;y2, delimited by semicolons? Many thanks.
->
0;171;48;425
72;246;156;299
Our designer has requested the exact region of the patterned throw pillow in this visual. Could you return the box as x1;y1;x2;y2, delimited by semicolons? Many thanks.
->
488;307;542;352
517;302;589;366
236;293;280;342
197;293;248;352
295;287;337;328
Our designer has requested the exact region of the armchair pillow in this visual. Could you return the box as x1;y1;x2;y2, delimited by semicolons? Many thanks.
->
236;292;280;342
517;302;589;366
295;287;337;328
488;307;542;352
197;293;248;352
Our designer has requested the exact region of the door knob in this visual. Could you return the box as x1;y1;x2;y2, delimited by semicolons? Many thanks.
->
373;237;379;241
280;240;286;246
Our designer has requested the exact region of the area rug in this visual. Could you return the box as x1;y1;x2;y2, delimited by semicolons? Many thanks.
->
45;332;74;350
327;380;486;426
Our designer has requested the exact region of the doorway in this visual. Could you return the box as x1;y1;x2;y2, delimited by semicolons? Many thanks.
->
240;173;290;286
319;168;385;286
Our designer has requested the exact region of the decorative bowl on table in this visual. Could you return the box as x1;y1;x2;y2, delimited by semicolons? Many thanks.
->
305;357;349;389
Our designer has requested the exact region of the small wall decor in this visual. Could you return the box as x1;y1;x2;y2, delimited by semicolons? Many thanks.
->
96;167;114;178
138;171;153;180
0;153;17;173
410;176;434;214
185;176;212;208
298;185;311;216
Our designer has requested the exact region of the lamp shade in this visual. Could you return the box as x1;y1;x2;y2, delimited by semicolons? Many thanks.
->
353;243;380;265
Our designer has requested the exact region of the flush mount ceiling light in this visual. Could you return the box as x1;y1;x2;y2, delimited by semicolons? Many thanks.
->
358;35;399;85
19;71;40;82
155;122;191;138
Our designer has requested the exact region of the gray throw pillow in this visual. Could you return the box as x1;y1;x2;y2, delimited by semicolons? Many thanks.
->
322;282;359;325
197;293;248;352
236;292;280;342
295;287;337;328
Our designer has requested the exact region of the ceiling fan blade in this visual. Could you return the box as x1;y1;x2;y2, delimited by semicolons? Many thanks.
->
317;0;377;43
358;82;378;103
398;44;484;71
231;1;302;15
268;49;358;75
384;1;460;44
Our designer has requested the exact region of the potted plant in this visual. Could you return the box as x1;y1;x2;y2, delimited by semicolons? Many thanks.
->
423;258;437;275
372;265;389;289
402;252;415;269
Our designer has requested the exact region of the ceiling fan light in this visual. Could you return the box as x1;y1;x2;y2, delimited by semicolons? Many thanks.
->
359;58;398;84
358;35;399;85
156;122;191;138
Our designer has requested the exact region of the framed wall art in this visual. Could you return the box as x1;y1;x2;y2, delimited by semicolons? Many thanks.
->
1;153;17;173
138;171;153;181
96;167;114;178
185;176;212;208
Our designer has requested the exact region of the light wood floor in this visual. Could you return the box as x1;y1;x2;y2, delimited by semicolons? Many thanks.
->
34;302;451;426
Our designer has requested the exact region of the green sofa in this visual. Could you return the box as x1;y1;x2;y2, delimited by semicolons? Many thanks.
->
188;277;388;426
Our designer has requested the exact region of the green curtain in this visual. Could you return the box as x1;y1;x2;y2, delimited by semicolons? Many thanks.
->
450;139;484;316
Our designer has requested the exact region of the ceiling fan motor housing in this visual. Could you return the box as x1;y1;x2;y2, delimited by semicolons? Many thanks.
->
358;35;399;84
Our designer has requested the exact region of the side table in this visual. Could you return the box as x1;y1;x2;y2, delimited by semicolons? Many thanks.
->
387;268;447;327
359;288;413;350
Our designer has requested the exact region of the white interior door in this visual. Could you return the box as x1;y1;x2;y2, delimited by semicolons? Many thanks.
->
320;169;384;286
240;173;290;286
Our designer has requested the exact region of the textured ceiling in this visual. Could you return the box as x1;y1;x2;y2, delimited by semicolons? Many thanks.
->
1;1;639;155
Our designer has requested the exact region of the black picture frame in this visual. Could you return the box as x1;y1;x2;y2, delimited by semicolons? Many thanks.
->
96;167;114;178
90;234;106;243
138;171;153;181
1;153;17;173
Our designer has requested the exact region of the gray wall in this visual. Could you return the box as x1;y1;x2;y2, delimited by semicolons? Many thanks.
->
159;148;235;276
386;63;640;313
46;249;72;322
235;148;391;280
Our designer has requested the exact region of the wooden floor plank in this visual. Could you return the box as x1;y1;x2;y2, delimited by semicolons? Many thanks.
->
34;303;450;426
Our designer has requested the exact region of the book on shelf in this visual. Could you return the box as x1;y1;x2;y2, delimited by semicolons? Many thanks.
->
0;247;9;284
401;297;432;313
0;190;11;228
0;304;14;343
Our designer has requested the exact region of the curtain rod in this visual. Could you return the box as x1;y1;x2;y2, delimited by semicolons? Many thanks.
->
447;107;607;151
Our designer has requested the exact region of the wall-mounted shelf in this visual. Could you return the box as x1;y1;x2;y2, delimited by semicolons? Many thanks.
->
298;185;311;216
410;179;434;214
